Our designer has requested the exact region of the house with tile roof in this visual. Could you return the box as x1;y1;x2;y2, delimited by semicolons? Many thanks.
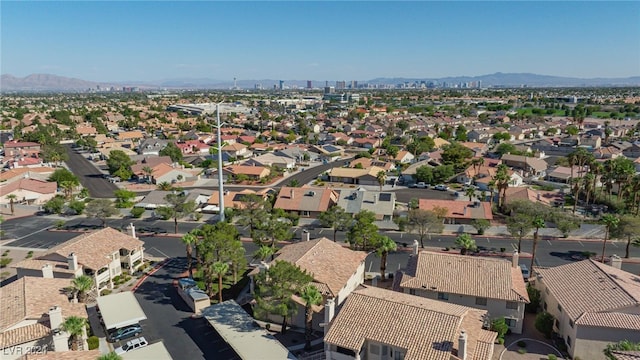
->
273;187;338;218
221;165;270;181
324;286;497;360
397;250;528;334
0;277;89;358
533;258;640;360
501;154;548;178
0;178;58;205
418;199;493;224
13;227;144;292
249;238;367;331
203;188;272;213
0;167;56;185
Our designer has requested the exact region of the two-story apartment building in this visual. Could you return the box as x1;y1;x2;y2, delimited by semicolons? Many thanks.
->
324;286;497;360
249;238;367;331
533;258;640;360
397;249;529;333
13;227;144;292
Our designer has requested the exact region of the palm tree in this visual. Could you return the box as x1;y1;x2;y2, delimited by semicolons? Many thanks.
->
212;261;229;304
300;285;323;351
60;180;78;201
529;216;546;271
97;353;122;360
61;316;87;351
254;245;276;262
464;187;475;201
142;166;154;183
72;275;94;303
376;171;386;192
5;194;17;215
600;214;620;263
375;236;397;281
157;181;172;191
182;232;197;278
582;173;595;206
493;164;510;209
455;233;477;255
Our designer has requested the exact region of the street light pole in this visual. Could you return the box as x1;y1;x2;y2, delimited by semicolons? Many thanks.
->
216;103;225;222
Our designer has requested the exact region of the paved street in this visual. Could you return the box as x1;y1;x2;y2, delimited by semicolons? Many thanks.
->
134;258;240;360
64;144;118;198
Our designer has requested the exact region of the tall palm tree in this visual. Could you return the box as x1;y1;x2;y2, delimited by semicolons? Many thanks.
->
61;316;87;351
582;173;595;206
5;194;17;215
376;171;386;192
300;285;323;351
212;261;229;304
182;232;197;278
493;164;510;209
72;275;94;303
530;216;546;271
600;214;620;263
464;187;475;201
375;236;397;281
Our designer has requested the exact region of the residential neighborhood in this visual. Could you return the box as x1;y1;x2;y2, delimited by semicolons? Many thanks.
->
1;86;640;360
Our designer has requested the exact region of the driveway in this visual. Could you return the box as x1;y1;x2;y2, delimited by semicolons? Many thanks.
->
64;144;118;198
134;258;240;359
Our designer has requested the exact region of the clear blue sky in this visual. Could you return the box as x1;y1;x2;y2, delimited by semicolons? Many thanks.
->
2;1;639;82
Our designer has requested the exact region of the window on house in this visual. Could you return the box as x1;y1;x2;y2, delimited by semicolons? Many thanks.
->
302;211;310;217
394;350;406;360
506;301;519;310
557;304;562;312
566;336;571;347
505;318;516;327
543;301;547;310
382;345;388;356
545;287;549;295
437;292;449;300
336;347;356;356
569;319;574;328
369;344;380;355
409;289;416;295
475;297;487;306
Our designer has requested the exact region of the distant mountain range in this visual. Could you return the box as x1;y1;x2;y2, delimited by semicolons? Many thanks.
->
2;72;639;91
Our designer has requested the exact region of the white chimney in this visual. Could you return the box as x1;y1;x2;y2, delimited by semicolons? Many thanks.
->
323;298;336;336
458;330;468;360
372;275;378;287
412;240;419;256
610;254;622;270
50;306;69;352
67;253;78;271
302;229;310;242
512;250;519;268
49;306;63;331
42;263;54;278
129;223;136;239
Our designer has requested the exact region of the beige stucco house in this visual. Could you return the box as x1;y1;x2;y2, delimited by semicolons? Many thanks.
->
13;227;144;293
533;258;640;360
396;248;529;334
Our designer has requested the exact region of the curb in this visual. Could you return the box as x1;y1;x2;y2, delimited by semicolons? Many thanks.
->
131;258;172;292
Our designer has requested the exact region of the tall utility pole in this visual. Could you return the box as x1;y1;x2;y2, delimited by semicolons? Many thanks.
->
216;103;225;222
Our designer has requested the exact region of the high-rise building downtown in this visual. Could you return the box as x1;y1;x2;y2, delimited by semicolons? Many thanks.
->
307;80;312;89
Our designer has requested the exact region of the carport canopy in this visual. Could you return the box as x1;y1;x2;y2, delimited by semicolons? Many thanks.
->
97;291;147;330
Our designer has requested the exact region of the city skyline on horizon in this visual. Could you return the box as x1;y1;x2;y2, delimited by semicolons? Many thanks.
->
2;2;639;83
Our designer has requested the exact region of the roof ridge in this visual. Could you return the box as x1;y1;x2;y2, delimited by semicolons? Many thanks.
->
356;288;467;318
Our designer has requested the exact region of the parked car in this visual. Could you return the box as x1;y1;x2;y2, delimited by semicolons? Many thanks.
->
108;324;142;342
416;182;428;189
434;184;449;191
519;264;530;281
115;337;148;354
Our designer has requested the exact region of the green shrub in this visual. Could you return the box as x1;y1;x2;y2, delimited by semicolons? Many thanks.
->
130;207;145;218
535;312;555;338
0;258;12;268
491;318;509;342
68;200;86;214
517;340;527;348
55;220;66;229
87;336;99;350
100;289;112;296
497;338;505;345
526;284;541;313
518;348;527;354
548;355;557;360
